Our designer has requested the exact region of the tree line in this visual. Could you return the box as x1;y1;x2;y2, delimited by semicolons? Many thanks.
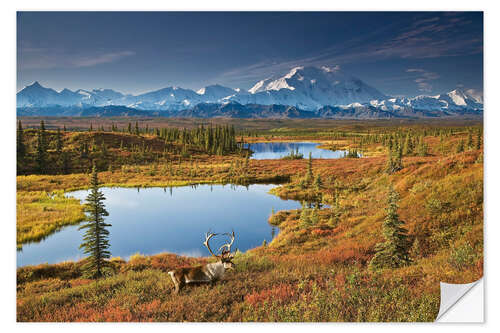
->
16;120;243;175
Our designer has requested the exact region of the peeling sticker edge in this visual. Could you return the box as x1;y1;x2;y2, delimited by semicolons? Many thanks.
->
435;278;483;322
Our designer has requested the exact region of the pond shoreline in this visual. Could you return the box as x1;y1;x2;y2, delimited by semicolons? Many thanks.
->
17;139;369;266
245;141;349;160
17;183;302;267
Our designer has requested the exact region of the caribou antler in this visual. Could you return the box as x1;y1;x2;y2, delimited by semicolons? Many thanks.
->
204;231;219;258
218;230;235;256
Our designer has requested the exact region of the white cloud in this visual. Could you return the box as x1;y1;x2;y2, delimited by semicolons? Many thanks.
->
18;44;136;70
71;51;135;68
406;68;440;92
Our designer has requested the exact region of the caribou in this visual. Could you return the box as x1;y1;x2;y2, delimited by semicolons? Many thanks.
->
168;230;236;294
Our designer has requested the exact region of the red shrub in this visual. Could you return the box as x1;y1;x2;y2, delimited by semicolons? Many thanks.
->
312;228;333;237
245;283;296;307
69;279;92;287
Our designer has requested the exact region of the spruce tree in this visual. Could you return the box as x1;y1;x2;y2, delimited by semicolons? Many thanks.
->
79;164;112;278
467;131;473;150
244;153;249;170
300;204;311;227
476;130;482;150
386;148;394;174
386;145;402;174
394;144;403;171
456;139;465;153
402;133;410;156
17;120;26;159
314;174;322;191
410;238;422;260
35;121;47;173
306;152;313;184
61;151;71;174
310;207;319;225
56;128;63;154
369;187;411;270
417;136;427;157
329;192;341;227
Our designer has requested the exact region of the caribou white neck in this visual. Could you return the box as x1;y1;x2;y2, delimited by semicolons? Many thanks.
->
204;261;226;281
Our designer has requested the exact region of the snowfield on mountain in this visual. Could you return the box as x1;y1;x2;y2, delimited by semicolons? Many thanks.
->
16;66;483;118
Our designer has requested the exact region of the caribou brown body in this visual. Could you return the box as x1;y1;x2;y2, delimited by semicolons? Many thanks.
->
168;231;236;294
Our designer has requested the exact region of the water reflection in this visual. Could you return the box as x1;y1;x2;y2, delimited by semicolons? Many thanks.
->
245;142;347;159
17;184;302;267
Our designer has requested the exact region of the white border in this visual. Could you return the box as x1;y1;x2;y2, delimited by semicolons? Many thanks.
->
2;1;497;331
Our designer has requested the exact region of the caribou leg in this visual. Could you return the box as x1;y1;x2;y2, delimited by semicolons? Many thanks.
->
168;270;183;294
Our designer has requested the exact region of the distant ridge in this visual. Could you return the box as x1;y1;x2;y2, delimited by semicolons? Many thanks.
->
17;66;483;118
17;102;483;119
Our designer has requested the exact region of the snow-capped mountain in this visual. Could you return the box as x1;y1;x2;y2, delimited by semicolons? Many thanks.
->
17;81;67;107
17;82;126;108
118;86;204;110
16;65;483;118
237;66;388;110
369;89;483;113
17;82;238;111
75;88;125;106
197;84;238;102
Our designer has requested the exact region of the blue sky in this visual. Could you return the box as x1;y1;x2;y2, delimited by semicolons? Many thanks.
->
17;12;483;97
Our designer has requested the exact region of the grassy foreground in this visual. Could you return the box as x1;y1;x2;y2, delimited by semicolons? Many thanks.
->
17;191;85;247
16;120;483;321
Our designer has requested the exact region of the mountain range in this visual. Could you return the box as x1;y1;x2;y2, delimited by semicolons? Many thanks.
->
17;66;483;118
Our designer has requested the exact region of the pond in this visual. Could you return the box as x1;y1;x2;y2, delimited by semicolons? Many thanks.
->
17;184;302;267
245;141;347;159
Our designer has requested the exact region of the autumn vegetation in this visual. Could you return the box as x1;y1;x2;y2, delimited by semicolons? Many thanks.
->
16;117;483;322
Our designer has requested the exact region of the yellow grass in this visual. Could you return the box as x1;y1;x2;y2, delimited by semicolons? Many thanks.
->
17;191;85;247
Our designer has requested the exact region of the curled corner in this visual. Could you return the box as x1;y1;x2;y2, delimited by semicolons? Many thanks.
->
435;278;483;322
